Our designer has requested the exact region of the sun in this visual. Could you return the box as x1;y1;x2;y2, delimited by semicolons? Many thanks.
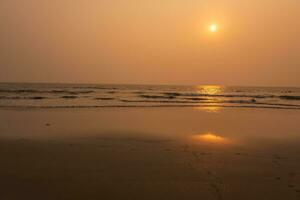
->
209;24;218;33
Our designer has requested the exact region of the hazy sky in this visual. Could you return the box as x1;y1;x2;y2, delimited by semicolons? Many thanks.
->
0;0;299;86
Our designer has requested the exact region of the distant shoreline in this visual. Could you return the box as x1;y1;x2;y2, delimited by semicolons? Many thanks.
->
0;82;299;89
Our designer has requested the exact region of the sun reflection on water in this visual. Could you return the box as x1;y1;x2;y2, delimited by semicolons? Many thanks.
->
197;85;223;95
195;85;224;112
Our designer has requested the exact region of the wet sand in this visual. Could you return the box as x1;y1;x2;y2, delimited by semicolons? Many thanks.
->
0;107;300;199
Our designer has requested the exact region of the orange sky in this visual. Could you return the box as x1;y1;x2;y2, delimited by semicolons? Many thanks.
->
0;0;299;86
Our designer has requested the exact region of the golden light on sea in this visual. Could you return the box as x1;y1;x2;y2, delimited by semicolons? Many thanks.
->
197;85;222;95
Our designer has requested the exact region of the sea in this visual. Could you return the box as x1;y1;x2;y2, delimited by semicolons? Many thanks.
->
0;83;299;110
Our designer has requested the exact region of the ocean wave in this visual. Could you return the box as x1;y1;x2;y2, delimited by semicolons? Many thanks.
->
163;92;182;97
72;86;118;90
52;90;94;94
122;98;300;107
0;89;40;93
121;99;195;103
28;96;48;100
94;97;115;100
1;84;299;111
107;91;117;94
132;91;145;94
0;96;48;100
184;97;209;101
140;94;176;99
160;92;300;101
61;96;78;99
0;89;94;95
279;95;300;100
164;92;274;99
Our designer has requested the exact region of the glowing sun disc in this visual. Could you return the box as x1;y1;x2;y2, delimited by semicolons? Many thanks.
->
209;24;218;32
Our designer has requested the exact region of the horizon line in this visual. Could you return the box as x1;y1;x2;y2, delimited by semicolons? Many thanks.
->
0;81;299;88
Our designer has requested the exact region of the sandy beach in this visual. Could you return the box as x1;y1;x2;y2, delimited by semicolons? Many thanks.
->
0;107;300;199
1;0;300;198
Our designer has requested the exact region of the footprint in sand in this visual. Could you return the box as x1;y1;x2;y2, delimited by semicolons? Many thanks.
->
210;183;223;200
186;161;195;170
183;145;189;152
273;154;282;160
235;152;250;157
199;152;212;156
289;172;296;178
272;154;282;167
271;155;300;198
209;174;225;200
186;148;225;200
69;144;75;147
192;152;200;161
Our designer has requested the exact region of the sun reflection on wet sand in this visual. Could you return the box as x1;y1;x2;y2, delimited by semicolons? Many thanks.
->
192;132;230;144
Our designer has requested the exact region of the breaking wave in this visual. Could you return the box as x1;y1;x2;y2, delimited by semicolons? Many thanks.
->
0;83;299;110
